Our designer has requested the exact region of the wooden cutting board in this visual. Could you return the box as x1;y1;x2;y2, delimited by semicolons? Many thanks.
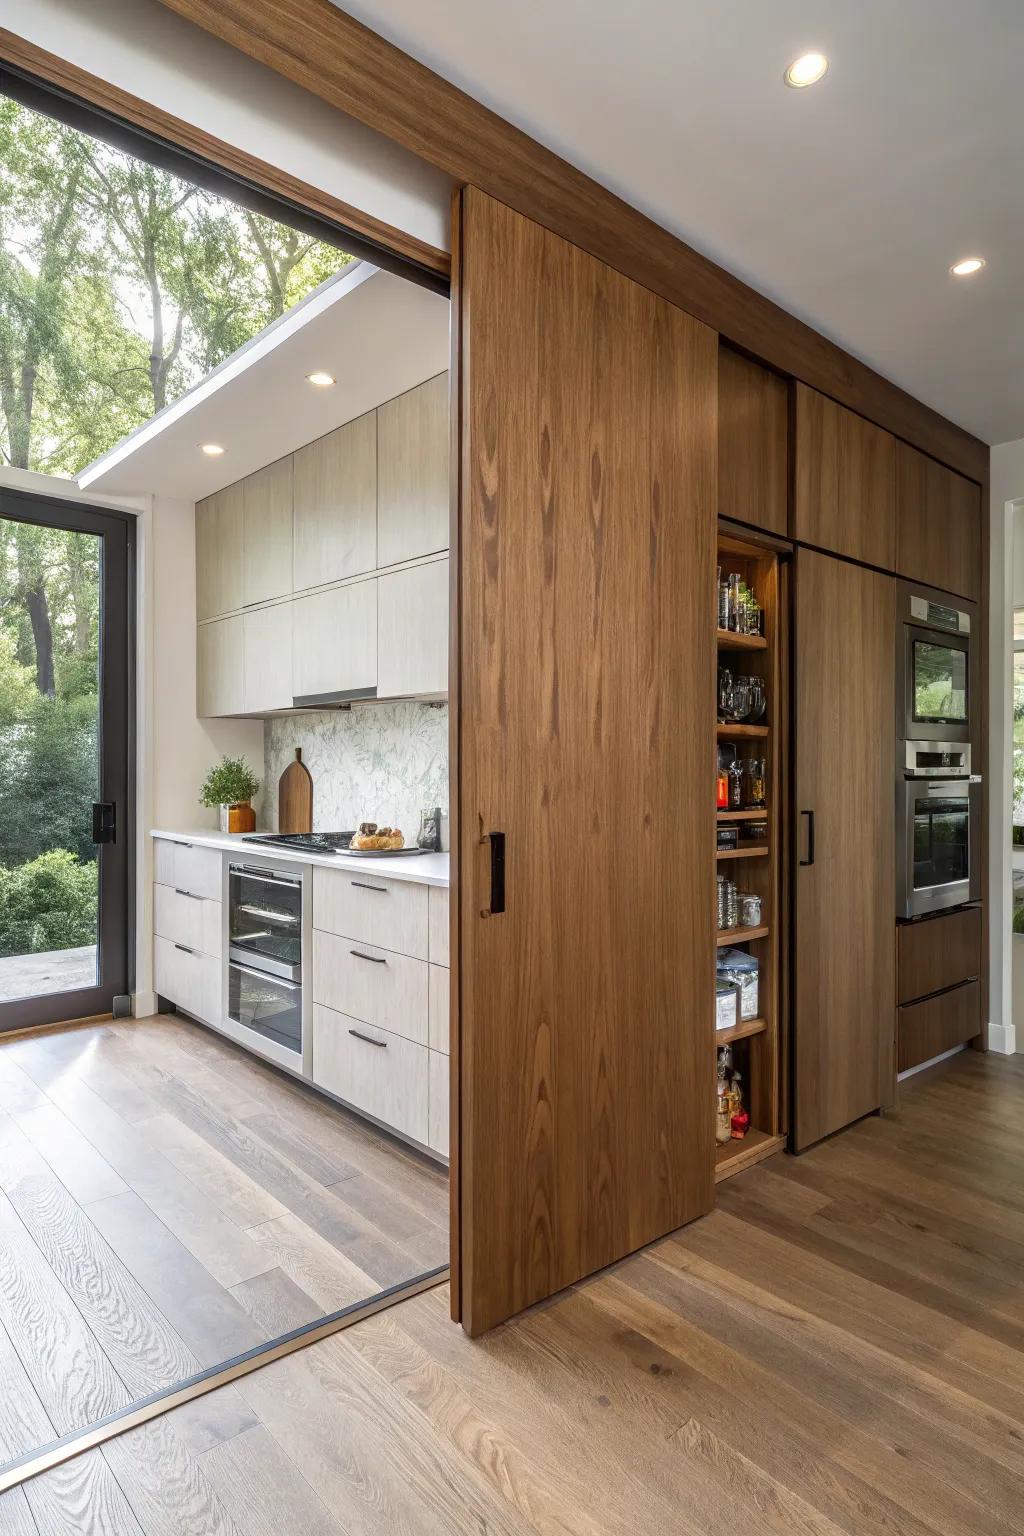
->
278;748;313;834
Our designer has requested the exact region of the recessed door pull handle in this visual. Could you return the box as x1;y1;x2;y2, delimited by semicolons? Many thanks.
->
483;831;505;916
799;809;815;867
348;1029;387;1048
350;950;386;965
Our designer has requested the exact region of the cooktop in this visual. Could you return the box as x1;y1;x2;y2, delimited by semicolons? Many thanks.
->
242;832;431;856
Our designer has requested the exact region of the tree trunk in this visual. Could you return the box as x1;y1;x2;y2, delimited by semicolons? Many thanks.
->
25;581;55;696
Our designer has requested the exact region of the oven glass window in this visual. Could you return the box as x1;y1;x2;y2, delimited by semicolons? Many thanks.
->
912;640;967;725
228;964;302;1053
913;798;969;892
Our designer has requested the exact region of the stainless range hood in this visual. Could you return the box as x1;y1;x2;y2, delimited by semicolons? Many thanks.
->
291;686;378;709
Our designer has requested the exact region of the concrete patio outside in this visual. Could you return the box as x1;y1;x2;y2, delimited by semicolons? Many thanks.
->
0;945;96;1003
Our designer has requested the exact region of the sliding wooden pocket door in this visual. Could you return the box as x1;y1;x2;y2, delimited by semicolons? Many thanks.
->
453;187;717;1334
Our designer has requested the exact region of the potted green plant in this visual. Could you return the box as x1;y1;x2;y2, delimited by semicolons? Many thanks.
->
200;756;260;834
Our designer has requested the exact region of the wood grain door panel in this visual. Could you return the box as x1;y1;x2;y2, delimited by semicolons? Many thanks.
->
793;549;896;1150
456;188;717;1335
793;384;896;569
718;345;788;536
895;440;981;602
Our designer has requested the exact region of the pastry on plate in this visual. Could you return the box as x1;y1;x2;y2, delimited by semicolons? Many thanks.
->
351;821;405;851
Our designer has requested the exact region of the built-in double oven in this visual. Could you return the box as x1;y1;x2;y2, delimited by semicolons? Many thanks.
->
226;860;310;1071
896;583;980;919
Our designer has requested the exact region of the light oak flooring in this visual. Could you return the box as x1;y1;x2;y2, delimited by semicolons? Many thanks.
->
4;1045;1023;1535
0;1013;448;1469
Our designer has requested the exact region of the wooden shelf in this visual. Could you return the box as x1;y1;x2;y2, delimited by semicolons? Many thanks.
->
716;628;767;651
715;1129;785;1183
717;846;768;860
717;809;768;821
717;723;769;739
715;1016;768;1046
716;925;769;947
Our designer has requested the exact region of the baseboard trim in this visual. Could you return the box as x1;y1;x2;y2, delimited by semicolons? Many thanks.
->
897;1043;967;1082
988;1020;1017;1055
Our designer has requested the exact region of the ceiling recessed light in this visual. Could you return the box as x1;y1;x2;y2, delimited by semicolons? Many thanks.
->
306;371;336;387
200;443;225;457
950;256;985;277
784;52;829;88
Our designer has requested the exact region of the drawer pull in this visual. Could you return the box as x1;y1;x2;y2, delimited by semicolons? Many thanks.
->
348;1028;387;1048
174;943;196;955
351;881;387;893
350;949;387;965
174;888;203;901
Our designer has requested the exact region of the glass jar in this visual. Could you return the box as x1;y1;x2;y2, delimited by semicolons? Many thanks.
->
743;757;766;809
746;677;766;722
739;892;762;927
727;676;751;721
727;573;743;631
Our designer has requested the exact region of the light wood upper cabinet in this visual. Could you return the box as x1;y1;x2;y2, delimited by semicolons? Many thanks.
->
197;616;244;717
293;410;377;591
793;383;896;569
717;345;788;536
378;558;448;698
243;456;293;606
376;373;449;567
243;600;293;713
196;482;244;619
895;440;981;601
292;579;377;702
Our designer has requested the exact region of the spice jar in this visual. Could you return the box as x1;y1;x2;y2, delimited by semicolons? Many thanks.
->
743;757;766;809
738;892;762;927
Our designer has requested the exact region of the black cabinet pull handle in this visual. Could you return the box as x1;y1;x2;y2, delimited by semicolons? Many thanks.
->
486;831;505;915
350;949;386;965
351;881;387;893
799;809;815;867
348;1029;387;1048
174;943;196;955
175;889;202;901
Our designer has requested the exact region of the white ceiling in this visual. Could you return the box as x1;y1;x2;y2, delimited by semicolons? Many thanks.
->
332;0;1024;446
80;263;450;499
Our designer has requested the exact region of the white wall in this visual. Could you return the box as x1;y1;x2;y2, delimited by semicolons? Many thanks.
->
988;439;1024;1054
5;0;451;253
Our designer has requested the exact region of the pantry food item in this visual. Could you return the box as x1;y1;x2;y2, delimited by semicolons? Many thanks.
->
351;822;405;851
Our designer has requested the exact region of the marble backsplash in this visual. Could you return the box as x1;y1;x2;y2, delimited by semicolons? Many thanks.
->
264;702;449;846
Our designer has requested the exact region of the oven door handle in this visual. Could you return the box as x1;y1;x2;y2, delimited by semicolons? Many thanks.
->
230;959;301;991
230;865;303;888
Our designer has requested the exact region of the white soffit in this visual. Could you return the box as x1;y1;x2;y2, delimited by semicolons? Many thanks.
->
79;264;450;500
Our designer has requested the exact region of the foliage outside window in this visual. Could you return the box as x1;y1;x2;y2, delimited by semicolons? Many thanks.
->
0;95;353;477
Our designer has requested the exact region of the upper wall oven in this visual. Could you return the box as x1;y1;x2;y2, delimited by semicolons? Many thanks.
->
897;584;973;747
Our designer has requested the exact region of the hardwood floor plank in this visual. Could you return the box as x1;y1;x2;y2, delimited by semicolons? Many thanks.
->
23;1450;143;1536
86;1192;265;1367
13;1104;127;1207
0;1190;128;1433
158;1386;259;1460
0;1319;54;1466
244;1212;378;1313
0;1061;47;1118
228;1266;324;1336
198;1425;344;1536
139;1113;289;1230
101;1418;249;1536
44;1078;275;1289
0;1488;38;1536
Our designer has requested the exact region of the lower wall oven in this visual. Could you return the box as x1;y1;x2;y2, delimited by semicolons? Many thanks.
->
227;861;308;1070
897;775;982;919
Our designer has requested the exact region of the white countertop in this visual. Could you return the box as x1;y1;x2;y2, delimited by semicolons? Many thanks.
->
151;829;450;888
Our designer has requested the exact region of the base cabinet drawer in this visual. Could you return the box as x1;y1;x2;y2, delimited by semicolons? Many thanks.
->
154;884;221;958
154;936;219;1024
428;886;449;967
313;868;428;959
312;1003;428;1144
428;1049;449;1158
312;929;428;1044
153;840;223;902
428;964;450;1054
897;907;981;1005
898;979;980;1073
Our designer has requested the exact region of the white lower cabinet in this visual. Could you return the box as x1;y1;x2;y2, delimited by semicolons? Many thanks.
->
312;929;428;1045
428;964;450;1054
313;868;429;960
154;883;221;958
312;1003;428;1145
153;839;223;902
428;1050;449;1158
154;935;219;1025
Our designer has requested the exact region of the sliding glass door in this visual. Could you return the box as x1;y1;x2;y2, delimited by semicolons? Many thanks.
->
0;488;133;1032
